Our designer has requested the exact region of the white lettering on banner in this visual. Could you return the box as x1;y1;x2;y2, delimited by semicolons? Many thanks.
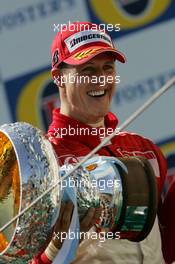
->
0;0;75;34
64;30;113;52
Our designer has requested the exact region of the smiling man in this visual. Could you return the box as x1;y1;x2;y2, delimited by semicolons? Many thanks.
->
51;21;124;128
56;52;116;126
30;21;167;264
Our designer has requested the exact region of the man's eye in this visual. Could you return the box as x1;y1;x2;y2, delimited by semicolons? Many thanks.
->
81;67;95;73
104;65;114;71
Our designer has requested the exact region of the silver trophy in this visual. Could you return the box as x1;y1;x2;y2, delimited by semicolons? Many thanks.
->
0;122;157;263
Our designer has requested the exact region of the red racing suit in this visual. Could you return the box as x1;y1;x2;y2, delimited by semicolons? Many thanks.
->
30;108;167;264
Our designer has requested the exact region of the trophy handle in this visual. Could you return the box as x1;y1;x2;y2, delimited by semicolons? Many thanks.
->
114;156;158;241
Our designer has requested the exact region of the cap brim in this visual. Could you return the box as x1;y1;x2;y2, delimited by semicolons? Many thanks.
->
63;46;126;65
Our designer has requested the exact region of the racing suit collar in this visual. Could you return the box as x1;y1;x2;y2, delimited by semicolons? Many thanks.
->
48;108;119;148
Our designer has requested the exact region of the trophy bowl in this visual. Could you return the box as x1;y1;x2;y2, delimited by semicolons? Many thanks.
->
0;122;60;264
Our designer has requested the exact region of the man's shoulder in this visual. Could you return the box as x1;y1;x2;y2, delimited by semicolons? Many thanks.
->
111;131;165;168
113;131;155;149
111;131;167;193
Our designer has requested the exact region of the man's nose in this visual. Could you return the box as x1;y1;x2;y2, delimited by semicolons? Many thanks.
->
94;68;108;86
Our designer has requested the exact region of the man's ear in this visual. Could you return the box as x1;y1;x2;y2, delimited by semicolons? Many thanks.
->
51;67;60;86
51;67;66;88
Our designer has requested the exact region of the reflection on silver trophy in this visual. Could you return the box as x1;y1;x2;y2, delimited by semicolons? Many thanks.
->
61;155;157;240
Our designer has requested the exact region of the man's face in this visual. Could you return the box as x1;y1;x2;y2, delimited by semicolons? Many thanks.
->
59;52;116;124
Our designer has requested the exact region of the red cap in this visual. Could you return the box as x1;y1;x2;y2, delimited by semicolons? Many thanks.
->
51;21;126;70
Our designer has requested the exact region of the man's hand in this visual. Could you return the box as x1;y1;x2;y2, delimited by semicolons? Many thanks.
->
52;201;102;249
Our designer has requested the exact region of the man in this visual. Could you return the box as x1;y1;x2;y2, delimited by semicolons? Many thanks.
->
31;21;167;264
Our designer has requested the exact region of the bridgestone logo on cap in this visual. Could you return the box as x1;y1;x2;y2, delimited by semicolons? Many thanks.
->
64;30;113;52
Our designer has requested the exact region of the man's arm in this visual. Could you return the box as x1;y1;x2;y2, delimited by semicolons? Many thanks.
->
30;202;102;264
